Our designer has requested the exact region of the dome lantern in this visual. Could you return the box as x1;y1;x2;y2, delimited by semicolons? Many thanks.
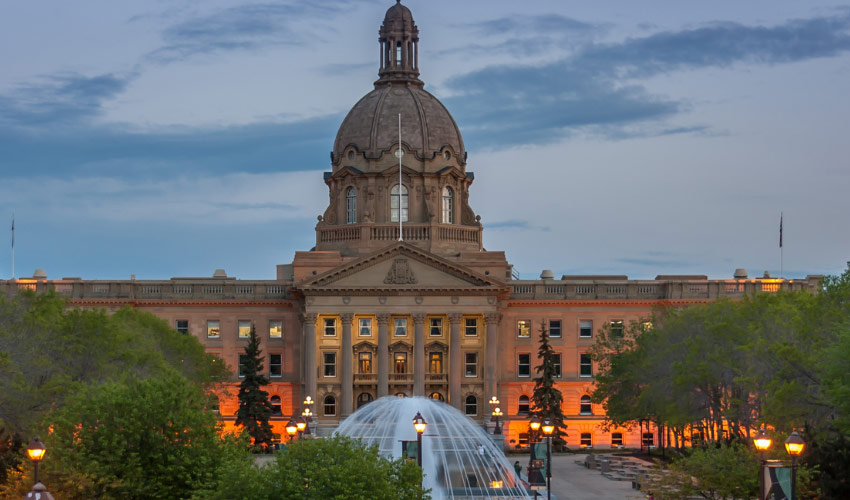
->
376;1;421;88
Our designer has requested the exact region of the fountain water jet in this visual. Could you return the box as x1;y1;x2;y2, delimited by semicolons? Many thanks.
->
336;396;531;499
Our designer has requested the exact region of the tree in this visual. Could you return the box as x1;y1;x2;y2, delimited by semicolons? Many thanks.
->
235;325;273;448
531;323;567;446
194;435;428;500
0;371;234;500
644;443;759;500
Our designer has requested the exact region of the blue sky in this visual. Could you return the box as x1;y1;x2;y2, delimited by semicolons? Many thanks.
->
1;0;849;280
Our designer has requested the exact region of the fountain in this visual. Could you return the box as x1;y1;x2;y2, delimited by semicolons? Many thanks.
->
336;396;531;499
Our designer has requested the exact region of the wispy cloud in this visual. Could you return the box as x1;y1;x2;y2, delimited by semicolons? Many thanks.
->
485;220;551;232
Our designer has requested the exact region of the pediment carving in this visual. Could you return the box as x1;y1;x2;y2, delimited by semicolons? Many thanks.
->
384;258;417;284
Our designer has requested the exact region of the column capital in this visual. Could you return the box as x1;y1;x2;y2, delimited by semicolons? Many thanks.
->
340;313;355;323
484;313;502;325
448;313;463;324
412;313;427;324
376;313;391;325
302;312;318;324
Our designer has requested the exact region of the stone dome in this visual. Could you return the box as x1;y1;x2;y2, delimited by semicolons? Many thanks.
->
333;85;466;165
383;0;415;32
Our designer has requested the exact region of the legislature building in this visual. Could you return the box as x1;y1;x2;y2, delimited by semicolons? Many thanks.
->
0;2;822;449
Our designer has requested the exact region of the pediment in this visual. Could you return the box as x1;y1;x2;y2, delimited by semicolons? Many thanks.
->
297;242;504;294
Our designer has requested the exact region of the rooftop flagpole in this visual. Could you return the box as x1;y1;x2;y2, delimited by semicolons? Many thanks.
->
780;212;783;279
11;211;15;280
397;112;403;242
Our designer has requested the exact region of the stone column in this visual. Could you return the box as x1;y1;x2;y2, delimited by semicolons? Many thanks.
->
413;313;426;397
303;313;318;402
377;313;390;398
448;313;463;410
485;313;502;401
340;313;354;416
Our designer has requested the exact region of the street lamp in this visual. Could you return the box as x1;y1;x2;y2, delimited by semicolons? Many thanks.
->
527;416;545;498
296;417;307;438
784;431;805;500
413;411;427;468
542;420;554;500
301;408;313;436
492;407;503;435
25;437;54;500
753;427;772;500
285;418;298;442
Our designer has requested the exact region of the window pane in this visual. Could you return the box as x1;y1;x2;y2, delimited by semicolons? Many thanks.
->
238;320;251;338
430;317;442;336
269;320;283;338
270;354;282;377
465;352;477;377
517;320;531;338
553;353;562;378
580;395;592;415
610;320;624;338
580;354;592;377
176;320;189;334
581;433;592;447
207;320;220;338
324;352;336;377
324;318;336;336
549;319;561;338
579;320;593;338
270;395;282;416
518;395;529;414
394;353;407;374
359;318;372;336
612;433;624;446
359;352;372;373
429;352;442;373
346;187;356;224
324;395;336;416
465;395;477;415
464;318;477;336
238;354;249;377
518;354;530;377
394;318;407;336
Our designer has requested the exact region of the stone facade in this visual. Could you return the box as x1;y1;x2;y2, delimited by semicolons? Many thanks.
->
0;2;824;449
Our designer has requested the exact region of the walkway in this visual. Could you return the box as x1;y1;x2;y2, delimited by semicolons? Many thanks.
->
514;453;650;500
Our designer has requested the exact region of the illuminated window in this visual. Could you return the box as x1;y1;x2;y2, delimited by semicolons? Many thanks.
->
465;352;477;377
176;320;189;334
358;352;372;373
430;392;444;401
518;433;529;447
518;354;531;377
580;354;592;377
269;354;282;378
359;318;372;336
346;187;356;224
393;318;407;336
611;432;624;447
207;320;220;338
270;395;282;416
548;319;561;338
394;352;407;374
269;320;283;338
581;433;592;447
464;317;478;336
465;395;478;416
517;320;531;338
324;318;336;336
429;352;443;373
324;394;336;416
642;432;654;446
430;317;443;336
610;320;624;338
390;184;409;222
442;186;454;223
238;320;251;338
553;353;562;378
518;395;530;414
323;352;337;377
579;320;593;338
580;395;592;415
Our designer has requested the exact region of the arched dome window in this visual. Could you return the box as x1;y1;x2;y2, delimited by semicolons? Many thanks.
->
429;391;444;402
465;395;478;416
390;184;408;222
518;395;530;414
580;395;593;415
357;392;373;408
324;394;337;416
270;395;282;416
346;187;357;224
441;186;453;224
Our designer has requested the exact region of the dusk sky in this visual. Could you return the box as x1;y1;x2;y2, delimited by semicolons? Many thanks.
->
2;0;849;281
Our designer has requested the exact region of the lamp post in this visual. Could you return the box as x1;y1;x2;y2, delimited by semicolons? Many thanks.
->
285;418;298;442
753;428;772;500
542;419;554;500
413;411;427;468
784;431;805;500
301;408;313;436
296;417;307;439
492;407;503;435
24;437;54;500
527;416;544;499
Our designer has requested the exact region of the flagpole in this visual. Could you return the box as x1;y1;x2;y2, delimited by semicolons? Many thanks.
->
780;212;784;279
11;211;15;280
398;112;403;242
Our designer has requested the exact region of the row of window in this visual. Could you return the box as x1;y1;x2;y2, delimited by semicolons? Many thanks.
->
322;316;481;337
517;432;653;448
328;351;477;377
515;394;594;415
517;353;593;378
516;319;623;339
344;185;456;225
186;320;284;339
238;354;283;378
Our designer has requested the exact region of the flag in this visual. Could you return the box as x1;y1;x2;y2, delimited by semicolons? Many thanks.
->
779;213;783;248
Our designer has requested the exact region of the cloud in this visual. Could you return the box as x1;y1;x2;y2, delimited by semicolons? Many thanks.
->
443;11;850;149
485;219;550;232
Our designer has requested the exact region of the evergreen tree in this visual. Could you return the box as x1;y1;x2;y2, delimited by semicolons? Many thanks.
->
531;323;567;446
235;325;274;448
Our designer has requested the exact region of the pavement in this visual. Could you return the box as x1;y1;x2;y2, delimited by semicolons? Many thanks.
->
513;453;650;500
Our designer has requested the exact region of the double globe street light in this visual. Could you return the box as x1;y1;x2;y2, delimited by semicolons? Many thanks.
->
753;428;806;500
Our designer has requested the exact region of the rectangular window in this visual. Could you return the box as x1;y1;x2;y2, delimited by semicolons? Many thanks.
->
394;353;407;374
359;352;372;373
465;352;478;377
611;432;624;447
207;320;220;338
394;318;408;336
517;353;531;377
464;318;478;336
269;320;283;338
518;433;529;447
323;352;336;377
517;320;531;338
581;433;592;448
238;354;249;377
580;353;592;377
549;319;561;338
324;318;337;336
238;320;252;338
429;352;443;373
579;320;593;338
269;354;282;378
359;318;372;336
553;353;562;378
610;320;624;338
429;317;443;336
176;319;189;335
642;432;654;447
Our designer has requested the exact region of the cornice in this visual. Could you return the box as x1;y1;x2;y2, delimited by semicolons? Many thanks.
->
506;298;712;308
301;287;503;296
69;299;296;308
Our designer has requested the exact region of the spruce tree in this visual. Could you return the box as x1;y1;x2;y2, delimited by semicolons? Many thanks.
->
531;323;567;447
235;325;274;448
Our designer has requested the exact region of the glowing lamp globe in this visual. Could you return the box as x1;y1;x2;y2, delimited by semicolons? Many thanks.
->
753;428;772;452
413;411;427;434
286;418;298;437
26;437;46;462
529;416;541;432
542;420;555;435
784;431;805;456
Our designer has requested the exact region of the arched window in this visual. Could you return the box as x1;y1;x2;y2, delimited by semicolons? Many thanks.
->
346;187;356;224
357;392;373;408
396;392;407;398
390;184;408;222
580;395;592;415
465;395;478;416
518;395;530;414
429;392;444;402
270;395;282;416
441;186;454;224
323;394;336;416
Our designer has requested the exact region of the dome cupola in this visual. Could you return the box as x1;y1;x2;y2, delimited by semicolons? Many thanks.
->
377;0;421;87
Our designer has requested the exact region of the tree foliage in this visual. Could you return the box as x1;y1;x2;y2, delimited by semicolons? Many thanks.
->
644;443;759;500
235;325;274;448
531;323;567;445
194;435;428;500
